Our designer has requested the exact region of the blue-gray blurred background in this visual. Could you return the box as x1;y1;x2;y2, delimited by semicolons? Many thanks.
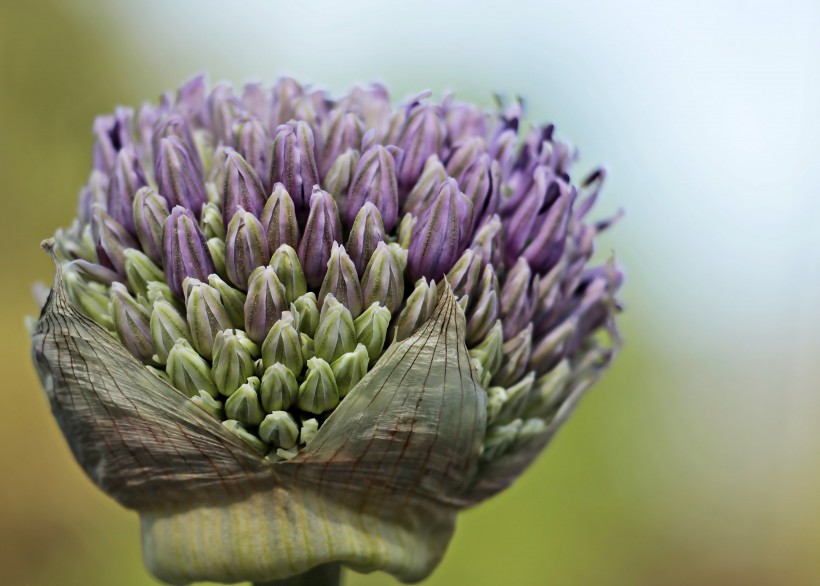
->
2;1;819;584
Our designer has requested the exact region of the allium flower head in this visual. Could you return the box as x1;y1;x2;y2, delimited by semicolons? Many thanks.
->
31;75;622;585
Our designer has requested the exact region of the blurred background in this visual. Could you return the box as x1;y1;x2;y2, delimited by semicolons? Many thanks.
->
2;0;819;584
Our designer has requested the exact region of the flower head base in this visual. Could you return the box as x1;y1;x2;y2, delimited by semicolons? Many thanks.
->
32;76;622;585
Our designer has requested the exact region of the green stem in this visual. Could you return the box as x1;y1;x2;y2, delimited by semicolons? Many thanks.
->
253;563;342;586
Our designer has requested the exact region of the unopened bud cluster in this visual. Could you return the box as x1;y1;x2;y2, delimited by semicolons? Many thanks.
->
51;76;621;461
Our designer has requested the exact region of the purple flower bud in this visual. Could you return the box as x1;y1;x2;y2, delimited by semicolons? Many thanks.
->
222;148;266;227
92;205;138;275
319;110;365;177
110;282;154;363
443;98;488;144
174;75;207;126
225;209;270;290
260;183;300;252
298;187;342;289
77;171;109;225
162;206;216;299
407;178;473;282
155;137;208;217
270;121;320;211
396;101;446;189
206;83;240;146
345;202;386;276
499;258;539;340
233;116;271;192
107;147;147;234
318;243;363;318
92;108;133;173
270;77;304;127
345;142;401;231
445;137;486;182
245;267;288;345
403;155;447;216
152;115;203;178
241;82;269;122
324;150;360;210
459;154;500;233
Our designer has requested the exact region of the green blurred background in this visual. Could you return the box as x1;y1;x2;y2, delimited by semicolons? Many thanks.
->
3;1;819;584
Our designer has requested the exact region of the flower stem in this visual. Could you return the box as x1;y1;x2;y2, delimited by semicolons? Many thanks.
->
253;563;342;586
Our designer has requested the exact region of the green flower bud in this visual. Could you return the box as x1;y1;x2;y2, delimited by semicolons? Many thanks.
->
528;317;577;376
481;419;523;462
493;324;533;387
319;242;363;318
190;390;224;420
259;363;299;412
110;282;154;363
494;372;536;425
145;365;170;383
515;417;547;448
397;213;417;250
394;277;437;342
166;339;218;398
261;312;303;375
314;301;356;364
446;248;482;301
317;293;344;323
200;202;226;240
291;292;319;337
225;209;270;290
222;420;267;454
300;333;315;362
469;320;504;388
185;279;233;360
124;249;165;298
146;282;182;313
297;357;339;414
466;264;499;346
270;244;307;302
323;149;359;204
63;268;113;331
207;237;227;280
485;386;507;425
258;411;299;449
299;417;319;445
245;266;288;345
208;274;247;329
523;359;571;418
353;302;391;362
224;383;265;426
211;330;256;396
330;343;369;397
260;183;300;252
361;242;404;315
150;300;191;364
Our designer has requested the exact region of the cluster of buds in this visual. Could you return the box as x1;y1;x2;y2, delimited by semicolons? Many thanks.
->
33;76;621;585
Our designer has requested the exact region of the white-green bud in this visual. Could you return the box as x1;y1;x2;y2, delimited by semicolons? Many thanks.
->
146;281;182;312
361;242;404;314
528;318;577;376
493;325;533;387
394;277;438;342
331;343;370;397
224;383;265;426
353;302;391;362
259;363;298;412
201;202;226;240
150;299;191;364
485;386;508;426
211;330;256;396
124;249;165;298
244;266;288;345
495;372;536;425
207;238;227;280
314;301;357;364
323;149;360;204
300;333;315;362
270;244;307;302
258;411;299;449
397;212;417;250
190;390;224;420
300;417;319;445
222;420;267;454
208;274;247;330
291;292;320;337
63;268;113;332
524;359;571;418
261;312;303;375
466;264;499;346
185;279;233;360
111;282;154;363
298;357;339;414
166;339;219;398
319;242;363;318
515;417;547;448
469;320;504;388
481;419;523;462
